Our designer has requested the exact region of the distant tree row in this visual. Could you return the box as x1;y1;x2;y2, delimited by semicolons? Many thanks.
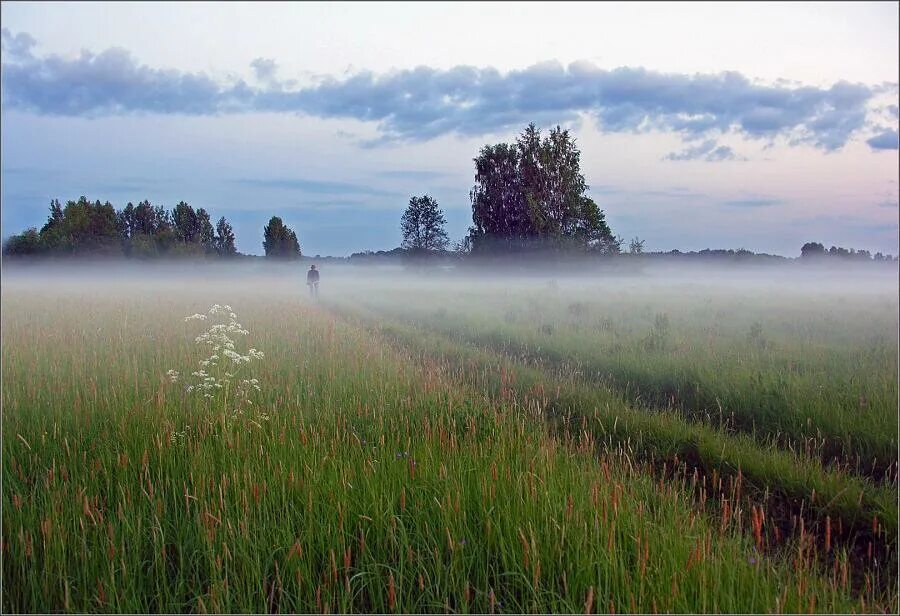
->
2;197;237;258
2;200;307;260
800;242;896;261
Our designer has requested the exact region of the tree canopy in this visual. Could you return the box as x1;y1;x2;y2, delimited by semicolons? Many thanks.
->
262;216;302;259
468;123;618;254
400;195;450;254
215;217;238;257
2;197;239;259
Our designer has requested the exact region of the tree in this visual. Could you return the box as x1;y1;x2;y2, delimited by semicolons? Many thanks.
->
468;123;616;253
800;242;826;258
37;197;120;255
469;142;527;251
401;195;450;254
263;216;301;259
172;201;200;242
39;199;65;249
629;237;645;254
196;208;215;248
117;202;136;253
215;217;237;256
2;228;43;256
132;201;157;235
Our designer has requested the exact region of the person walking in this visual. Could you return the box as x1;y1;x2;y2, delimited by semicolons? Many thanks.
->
307;264;320;300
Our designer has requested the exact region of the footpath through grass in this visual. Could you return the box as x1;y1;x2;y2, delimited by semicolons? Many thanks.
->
338;281;898;482
323;298;897;583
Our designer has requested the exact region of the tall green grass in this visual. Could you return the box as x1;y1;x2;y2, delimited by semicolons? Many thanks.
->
331;279;897;479
2;282;892;613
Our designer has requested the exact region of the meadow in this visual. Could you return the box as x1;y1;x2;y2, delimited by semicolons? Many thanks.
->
2;263;897;613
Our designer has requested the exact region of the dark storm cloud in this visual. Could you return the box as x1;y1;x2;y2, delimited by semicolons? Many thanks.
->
0;30;887;151
866;129;899;151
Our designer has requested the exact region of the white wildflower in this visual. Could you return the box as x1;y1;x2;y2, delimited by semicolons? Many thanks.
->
168;304;269;431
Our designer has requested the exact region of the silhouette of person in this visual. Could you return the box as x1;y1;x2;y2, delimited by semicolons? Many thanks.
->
307;264;320;299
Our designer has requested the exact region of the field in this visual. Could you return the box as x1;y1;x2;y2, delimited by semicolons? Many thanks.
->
2;263;897;613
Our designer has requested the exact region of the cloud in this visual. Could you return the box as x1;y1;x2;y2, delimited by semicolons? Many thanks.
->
877;199;899;208
589;184;623;195
232;177;400;197
638;187;707;199
250;58;278;83
723;198;782;207
1;44;231;116
1;28;36;59
0;30;887;151
664;139;742;162
866;129;899;151
376;170;448;181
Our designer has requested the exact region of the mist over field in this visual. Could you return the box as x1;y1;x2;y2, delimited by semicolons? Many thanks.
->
3;256;898;299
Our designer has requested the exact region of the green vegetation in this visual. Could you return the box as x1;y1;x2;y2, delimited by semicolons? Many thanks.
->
263;216;302;259
332;280;897;479
2;198;239;259
468;123;618;254
2;271;897;613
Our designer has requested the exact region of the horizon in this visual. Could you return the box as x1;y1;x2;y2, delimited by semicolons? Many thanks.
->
1;1;898;257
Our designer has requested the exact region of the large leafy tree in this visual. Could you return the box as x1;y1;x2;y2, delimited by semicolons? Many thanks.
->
468;123;617;254
400;195;450;254
263;216;302;259
469;143;527;251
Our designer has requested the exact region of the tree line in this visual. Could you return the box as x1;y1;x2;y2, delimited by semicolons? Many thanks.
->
2;200;306;260
4;123;895;263
800;242;896;262
3;197;238;258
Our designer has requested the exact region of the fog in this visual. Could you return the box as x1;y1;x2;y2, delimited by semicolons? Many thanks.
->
2;258;897;304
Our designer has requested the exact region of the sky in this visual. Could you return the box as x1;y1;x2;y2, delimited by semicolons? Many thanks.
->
1;1;898;256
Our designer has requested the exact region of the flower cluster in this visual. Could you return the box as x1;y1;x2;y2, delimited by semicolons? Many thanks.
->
168;304;267;427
